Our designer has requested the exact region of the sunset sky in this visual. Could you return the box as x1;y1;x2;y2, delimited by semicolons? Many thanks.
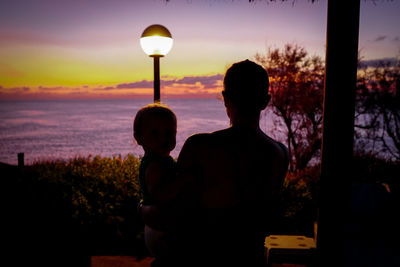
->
0;0;399;99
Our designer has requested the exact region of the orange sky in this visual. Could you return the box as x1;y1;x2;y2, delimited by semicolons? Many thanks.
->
0;0;399;100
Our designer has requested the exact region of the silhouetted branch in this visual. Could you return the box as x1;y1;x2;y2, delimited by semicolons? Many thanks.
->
255;43;324;170
355;58;400;160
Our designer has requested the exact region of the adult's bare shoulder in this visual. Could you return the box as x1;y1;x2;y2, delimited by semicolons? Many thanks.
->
262;134;288;159
179;129;230;155
261;135;289;187
178;133;211;159
183;132;211;145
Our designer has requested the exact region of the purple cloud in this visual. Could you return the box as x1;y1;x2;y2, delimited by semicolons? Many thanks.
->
38;86;62;91
176;74;222;86
2;86;30;93
37;86;82;92
0;74;224;98
116;80;153;89
374;35;387;42
114;74;223;90
163;74;223;89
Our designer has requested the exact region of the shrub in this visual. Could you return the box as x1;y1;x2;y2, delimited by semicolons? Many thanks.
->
279;166;320;236
14;154;143;256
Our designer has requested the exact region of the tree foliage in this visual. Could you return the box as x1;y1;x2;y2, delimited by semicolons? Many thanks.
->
355;60;400;160
255;43;324;170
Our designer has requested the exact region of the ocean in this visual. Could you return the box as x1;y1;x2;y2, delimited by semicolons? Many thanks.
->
0;98;277;165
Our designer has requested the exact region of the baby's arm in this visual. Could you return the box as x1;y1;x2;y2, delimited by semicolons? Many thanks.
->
145;160;190;205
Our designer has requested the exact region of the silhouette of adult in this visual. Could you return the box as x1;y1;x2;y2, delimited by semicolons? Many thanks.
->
165;60;288;267
141;60;289;267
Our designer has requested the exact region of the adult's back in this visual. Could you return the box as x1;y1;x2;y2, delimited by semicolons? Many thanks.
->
179;127;287;210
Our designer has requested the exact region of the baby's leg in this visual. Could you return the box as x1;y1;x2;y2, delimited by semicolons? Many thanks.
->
144;224;169;257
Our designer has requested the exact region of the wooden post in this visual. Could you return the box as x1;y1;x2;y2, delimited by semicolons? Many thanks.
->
317;1;360;266
18;152;24;167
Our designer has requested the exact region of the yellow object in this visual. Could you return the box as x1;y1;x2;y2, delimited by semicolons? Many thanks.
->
265;235;316;266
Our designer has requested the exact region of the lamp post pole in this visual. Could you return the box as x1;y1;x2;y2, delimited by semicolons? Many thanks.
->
140;24;173;103
152;55;161;103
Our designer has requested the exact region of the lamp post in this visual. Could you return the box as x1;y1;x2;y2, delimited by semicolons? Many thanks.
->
140;24;173;103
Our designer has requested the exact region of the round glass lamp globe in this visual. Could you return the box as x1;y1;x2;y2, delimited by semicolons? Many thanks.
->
140;24;173;56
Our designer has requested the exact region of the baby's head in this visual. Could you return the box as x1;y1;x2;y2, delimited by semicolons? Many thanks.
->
133;103;177;156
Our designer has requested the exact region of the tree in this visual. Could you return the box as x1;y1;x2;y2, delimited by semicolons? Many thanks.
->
254;43;324;170
355;59;400;160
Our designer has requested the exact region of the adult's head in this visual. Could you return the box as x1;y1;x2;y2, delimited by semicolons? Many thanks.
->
223;59;270;117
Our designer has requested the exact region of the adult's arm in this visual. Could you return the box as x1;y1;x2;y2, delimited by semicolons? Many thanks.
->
176;134;205;204
140;135;203;230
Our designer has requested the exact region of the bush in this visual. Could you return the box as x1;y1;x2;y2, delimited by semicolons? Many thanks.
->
353;153;400;186
10;154;144;257
277;154;400;237
10;152;396;256
278;166;320;236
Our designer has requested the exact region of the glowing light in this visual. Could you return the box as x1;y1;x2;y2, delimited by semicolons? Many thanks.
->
140;25;173;57
140;36;173;56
